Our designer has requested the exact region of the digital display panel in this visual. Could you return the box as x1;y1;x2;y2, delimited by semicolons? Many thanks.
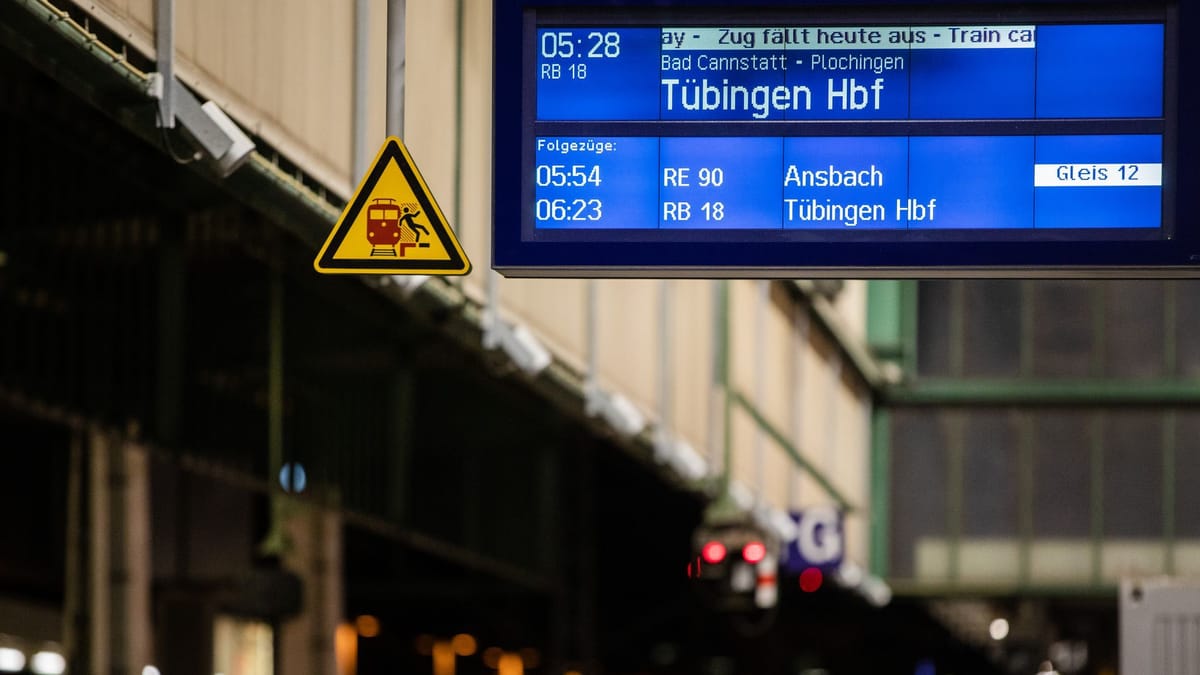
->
494;1;1196;276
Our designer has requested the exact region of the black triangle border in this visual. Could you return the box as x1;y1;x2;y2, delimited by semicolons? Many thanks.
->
317;139;468;271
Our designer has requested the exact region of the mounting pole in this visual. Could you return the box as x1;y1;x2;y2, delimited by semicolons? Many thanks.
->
387;0;406;138
154;0;175;127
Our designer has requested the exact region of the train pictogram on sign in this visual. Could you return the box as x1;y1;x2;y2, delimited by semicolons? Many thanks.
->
365;198;431;258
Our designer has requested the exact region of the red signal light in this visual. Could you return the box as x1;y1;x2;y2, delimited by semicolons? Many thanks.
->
799;567;824;592
742;541;767;564
701;541;727;564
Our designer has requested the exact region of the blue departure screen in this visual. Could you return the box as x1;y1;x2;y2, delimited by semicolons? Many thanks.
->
528;21;1167;236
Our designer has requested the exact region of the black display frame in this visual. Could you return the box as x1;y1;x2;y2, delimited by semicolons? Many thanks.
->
493;0;1196;277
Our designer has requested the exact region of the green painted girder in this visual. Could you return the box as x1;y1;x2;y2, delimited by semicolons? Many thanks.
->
888;580;1119;599
729;389;856;512
883;378;1200;407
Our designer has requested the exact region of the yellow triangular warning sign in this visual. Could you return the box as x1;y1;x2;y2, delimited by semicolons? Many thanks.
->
314;137;471;275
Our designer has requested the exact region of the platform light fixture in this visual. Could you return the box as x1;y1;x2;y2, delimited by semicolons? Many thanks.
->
586;389;646;439
656;436;707;482
30;650;65;675
386;274;429;296
501;323;552;375
0;648;25;673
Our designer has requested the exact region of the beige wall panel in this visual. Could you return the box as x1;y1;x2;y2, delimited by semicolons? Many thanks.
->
276;1;307;142
669;280;715;455
458;0;495;268
794;473;825;510
835;381;870;539
596;280;660;413
128;0;153;36
762;285;794;430
222;1;256;108
193;0;225;83
302;2;326;145
501;279;588;366
729;405;757;493
365;0;388;165
91;0;128;19
406;0;459;220
728;280;756;397
75;0;153;51
252;0;287;134
807;339;841;496
797;333;841;506
324;3;354;175
796;331;827;466
820;355;846;491
762;439;791;510
843;511;866;564
174;0;196;63
833;375;868;498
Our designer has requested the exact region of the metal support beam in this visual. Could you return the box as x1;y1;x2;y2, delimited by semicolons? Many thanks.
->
866;280;904;360
585;280;599;408
270;268;284;486
261;266;290;556
452;0;465;233
386;366;415;525
883;378;1200;407
63;430;86;675
1090;414;1104;585
791;280;888;388
1018;413;1034;584
352;0;370;179
1164;410;1177;574
154;0;174;127
386;0;405;138
574;445;598;672
729;390;854;512
717;281;731;490
655;280;673;456
540;444;567;675
753;280;766;494
869;408;890;577
789;309;810;505
88;430;111;675
946;414;965;581
155;219;185;445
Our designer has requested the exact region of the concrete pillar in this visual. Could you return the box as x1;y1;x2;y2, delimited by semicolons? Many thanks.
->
279;508;343;675
88;430;154;675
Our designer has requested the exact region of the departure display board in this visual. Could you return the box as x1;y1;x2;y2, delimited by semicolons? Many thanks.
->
493;1;1197;276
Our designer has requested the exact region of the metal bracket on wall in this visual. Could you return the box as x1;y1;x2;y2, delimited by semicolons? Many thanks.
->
154;0;173;128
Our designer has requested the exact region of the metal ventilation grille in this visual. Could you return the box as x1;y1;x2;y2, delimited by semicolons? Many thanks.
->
1153;615;1200;675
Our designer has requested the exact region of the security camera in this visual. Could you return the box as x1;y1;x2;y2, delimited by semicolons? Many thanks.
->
600;391;646;438
200;101;255;176
148;72;256;178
